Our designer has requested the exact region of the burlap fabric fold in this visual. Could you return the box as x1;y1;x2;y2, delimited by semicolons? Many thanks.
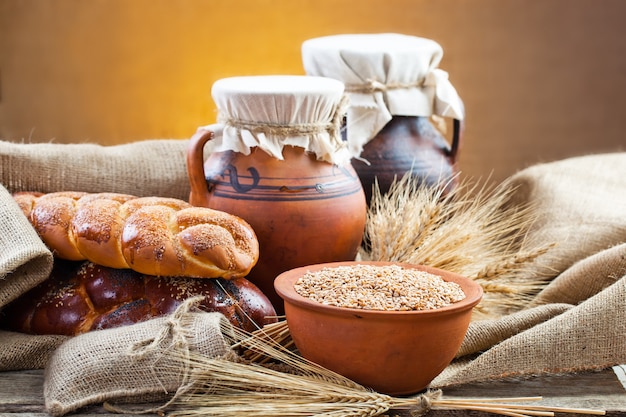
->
0;139;190;199
44;302;232;417
0;331;68;371
0;184;66;370
0;184;53;306
432;153;626;387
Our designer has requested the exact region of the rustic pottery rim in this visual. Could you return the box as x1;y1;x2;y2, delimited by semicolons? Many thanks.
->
274;260;483;318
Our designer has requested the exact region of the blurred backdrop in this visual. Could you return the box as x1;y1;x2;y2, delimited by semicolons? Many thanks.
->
1;0;624;184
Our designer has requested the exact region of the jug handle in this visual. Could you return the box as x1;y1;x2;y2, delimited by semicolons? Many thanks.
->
186;125;219;207
448;118;463;163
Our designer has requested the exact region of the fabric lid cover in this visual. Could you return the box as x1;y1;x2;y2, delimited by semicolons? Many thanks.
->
197;75;351;166
302;33;465;158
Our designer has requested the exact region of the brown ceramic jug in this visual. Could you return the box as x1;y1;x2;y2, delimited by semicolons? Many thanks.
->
186;76;367;314
352;116;462;204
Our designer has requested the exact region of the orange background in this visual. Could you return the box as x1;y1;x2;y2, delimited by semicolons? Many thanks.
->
1;0;625;184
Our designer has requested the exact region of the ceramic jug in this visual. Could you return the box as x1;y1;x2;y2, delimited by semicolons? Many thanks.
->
186;76;367;313
352;115;462;204
302;33;465;205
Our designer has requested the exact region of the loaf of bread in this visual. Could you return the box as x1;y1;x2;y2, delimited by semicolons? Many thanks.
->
0;259;277;336
13;191;259;279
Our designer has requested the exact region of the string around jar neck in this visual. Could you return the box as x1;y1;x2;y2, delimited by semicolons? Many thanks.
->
217;95;349;145
344;79;425;94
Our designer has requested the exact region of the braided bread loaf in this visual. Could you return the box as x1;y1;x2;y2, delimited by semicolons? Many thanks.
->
0;260;276;336
13;191;259;279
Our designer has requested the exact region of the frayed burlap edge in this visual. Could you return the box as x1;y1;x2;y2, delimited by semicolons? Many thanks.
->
44;298;233;417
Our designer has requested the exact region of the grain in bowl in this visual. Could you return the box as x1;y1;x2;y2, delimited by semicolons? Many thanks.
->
293;264;465;311
275;261;484;394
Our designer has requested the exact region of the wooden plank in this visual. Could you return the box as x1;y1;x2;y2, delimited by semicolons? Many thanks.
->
0;368;624;416
433;369;626;416
0;370;139;416
0;370;45;411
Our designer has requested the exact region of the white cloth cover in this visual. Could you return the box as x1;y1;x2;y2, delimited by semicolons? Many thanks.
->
302;33;465;158
196;75;352;166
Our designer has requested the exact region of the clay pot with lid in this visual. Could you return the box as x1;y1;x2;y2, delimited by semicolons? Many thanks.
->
302;33;465;205
186;76;367;313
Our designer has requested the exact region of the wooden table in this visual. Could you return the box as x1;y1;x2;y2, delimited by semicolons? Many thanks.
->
1;366;625;416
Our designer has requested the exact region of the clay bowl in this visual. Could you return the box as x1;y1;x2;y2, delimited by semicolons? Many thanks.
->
274;261;483;396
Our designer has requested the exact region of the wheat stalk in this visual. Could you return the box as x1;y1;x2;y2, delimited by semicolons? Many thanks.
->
164;320;604;417
359;172;556;319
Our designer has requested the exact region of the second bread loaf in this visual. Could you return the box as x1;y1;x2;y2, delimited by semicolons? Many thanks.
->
13;191;259;279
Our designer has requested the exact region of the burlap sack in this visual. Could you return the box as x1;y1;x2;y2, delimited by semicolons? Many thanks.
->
0;138;193;371
0;139;191;199
431;153;626;387
44;302;232;417
505;152;626;276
